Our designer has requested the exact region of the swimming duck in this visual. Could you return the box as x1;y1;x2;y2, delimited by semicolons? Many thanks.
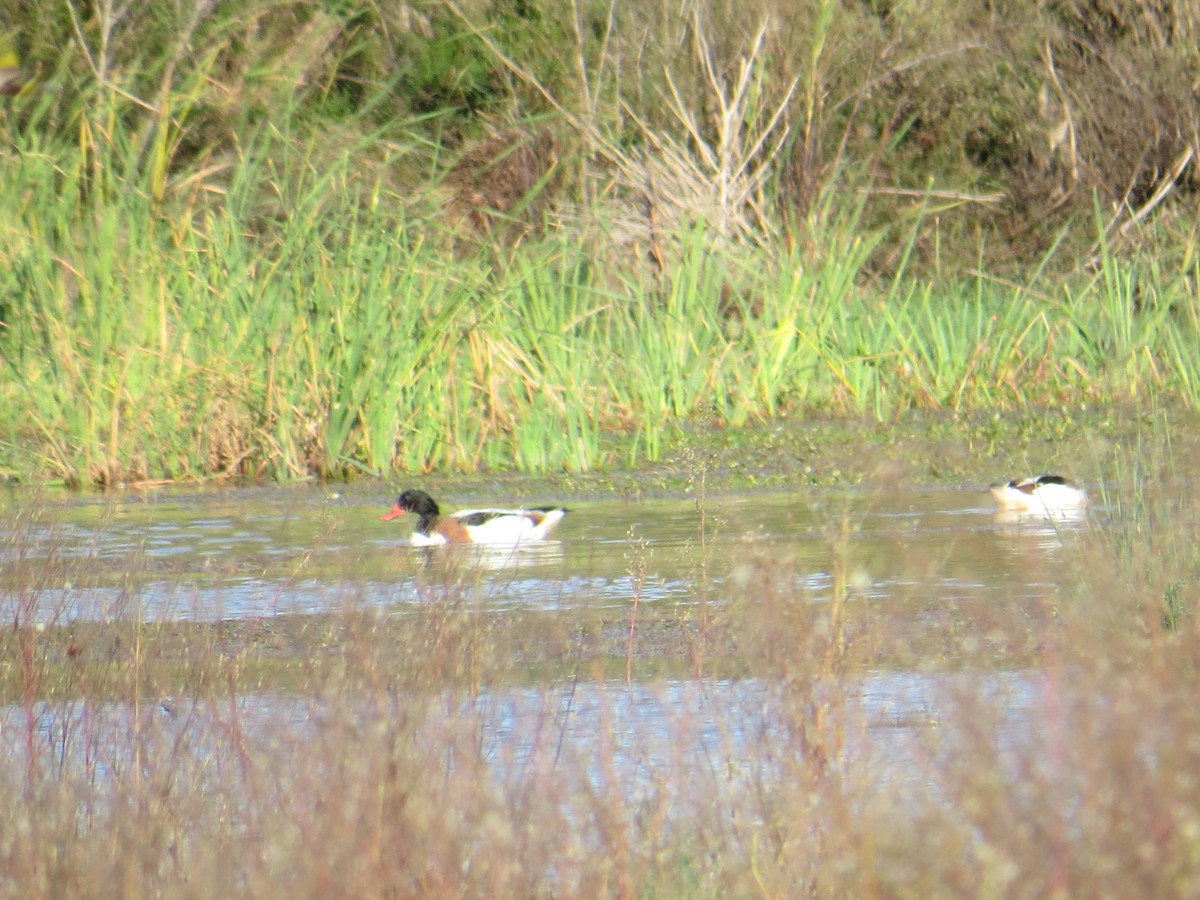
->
380;489;568;546
989;475;1088;514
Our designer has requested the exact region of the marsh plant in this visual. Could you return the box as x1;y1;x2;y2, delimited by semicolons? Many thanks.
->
4;3;1200;484
5;195;1200;485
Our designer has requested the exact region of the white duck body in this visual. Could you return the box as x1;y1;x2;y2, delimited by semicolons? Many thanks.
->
413;506;568;546
381;489;568;546
989;475;1088;515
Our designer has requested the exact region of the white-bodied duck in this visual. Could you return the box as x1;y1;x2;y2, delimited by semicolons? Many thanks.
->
989;475;1088;515
380;489;568;546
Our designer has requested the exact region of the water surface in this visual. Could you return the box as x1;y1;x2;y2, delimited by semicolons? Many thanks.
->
0;484;1089;622
0;482;1090;830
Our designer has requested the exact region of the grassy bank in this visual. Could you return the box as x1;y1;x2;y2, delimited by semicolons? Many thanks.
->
2;182;1198;485
2;2;1200;485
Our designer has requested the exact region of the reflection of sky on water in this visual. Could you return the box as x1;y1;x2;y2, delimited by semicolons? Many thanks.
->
0;668;1043;807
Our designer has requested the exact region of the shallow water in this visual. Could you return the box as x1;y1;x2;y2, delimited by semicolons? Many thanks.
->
0;483;1090;622
1;666;1042;810
0;483;1086;831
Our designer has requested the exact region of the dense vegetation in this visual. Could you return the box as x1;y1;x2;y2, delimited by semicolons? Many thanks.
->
2;0;1200;484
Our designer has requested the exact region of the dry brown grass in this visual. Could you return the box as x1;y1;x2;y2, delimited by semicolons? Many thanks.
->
444;126;561;247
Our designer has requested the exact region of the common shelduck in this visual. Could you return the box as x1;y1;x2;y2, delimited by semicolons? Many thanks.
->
380;489;568;546
989;475;1088;515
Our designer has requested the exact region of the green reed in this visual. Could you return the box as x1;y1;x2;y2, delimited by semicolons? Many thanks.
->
4;0;1200;485
5;126;1200;484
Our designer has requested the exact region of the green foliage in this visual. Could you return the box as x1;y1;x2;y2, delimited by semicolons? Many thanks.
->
3;104;1200;486
5;1;1200;483
5;149;1200;485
